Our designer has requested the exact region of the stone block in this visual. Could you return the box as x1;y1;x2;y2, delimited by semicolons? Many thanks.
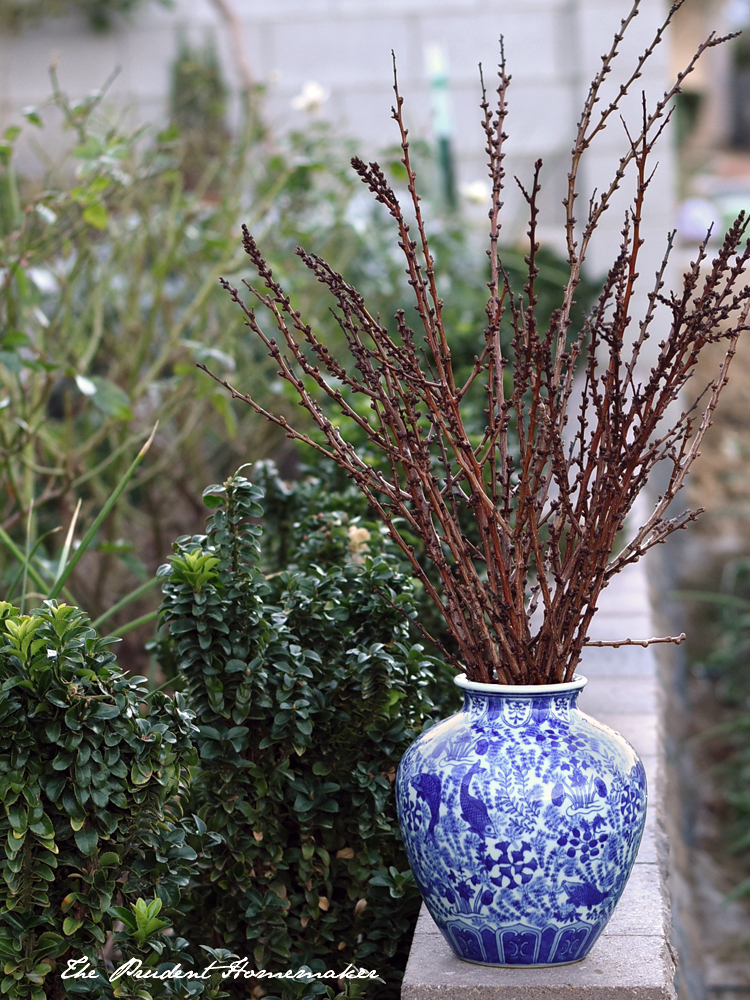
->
496;82;577;155
248;0;335;20
268;18;413;89
580;644;657;678
171;0;216;25
580;675;658;717
336;0;488;15
603;863;668;936
5;28;120;107
595;580;653;618
403;909;676;999
413;11;561;84
583;613;656;644
334;85;418;149
635;801;660;865
117;27;176;100
597;714;659;758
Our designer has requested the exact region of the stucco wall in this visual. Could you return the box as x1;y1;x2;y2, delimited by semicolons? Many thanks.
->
0;0;675;283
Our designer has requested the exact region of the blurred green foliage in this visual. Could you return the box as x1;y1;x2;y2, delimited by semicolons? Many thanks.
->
0;0;166;32
169;32;230;190
685;559;750;899
0;74;366;632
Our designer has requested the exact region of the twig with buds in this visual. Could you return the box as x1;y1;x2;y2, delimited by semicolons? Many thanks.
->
584;634;687;649
201;0;748;684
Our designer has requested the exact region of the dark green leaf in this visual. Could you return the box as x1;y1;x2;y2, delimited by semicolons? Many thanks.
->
74;827;99;855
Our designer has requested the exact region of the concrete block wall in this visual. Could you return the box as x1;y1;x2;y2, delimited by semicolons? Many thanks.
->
0;0;676;287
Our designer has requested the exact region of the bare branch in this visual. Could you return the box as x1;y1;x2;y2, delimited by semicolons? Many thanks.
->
584;633;686;648
207;16;742;685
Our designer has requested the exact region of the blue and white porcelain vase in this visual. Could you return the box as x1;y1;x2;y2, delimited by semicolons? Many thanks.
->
395;674;647;967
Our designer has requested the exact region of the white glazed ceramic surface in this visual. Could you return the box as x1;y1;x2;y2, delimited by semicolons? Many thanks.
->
395;674;647;967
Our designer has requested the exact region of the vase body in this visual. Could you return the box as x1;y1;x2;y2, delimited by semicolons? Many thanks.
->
395;674;647;967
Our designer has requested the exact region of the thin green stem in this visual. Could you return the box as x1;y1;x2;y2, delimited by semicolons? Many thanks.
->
90;577;160;629
48;424;157;600
109;609;159;638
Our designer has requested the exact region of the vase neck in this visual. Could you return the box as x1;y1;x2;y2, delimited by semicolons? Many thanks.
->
462;686;582;725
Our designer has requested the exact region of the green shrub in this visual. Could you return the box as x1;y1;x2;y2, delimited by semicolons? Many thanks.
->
154;466;450;997
0;472;483;999
0;600;219;999
0;0;164;33
251;460;466;681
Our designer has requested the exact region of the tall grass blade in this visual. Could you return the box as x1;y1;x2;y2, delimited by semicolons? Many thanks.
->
4;527;61;601
55;498;82;586
20;502;33;614
48;423;158;600
90;577;160;630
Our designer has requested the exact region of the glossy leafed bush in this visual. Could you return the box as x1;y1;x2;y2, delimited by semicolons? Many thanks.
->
155;467;446;996
0;473;454;997
0;601;202;999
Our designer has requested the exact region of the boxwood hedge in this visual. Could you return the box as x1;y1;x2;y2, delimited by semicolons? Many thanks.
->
154;466;449;997
0;467;453;999
0;601;226;1000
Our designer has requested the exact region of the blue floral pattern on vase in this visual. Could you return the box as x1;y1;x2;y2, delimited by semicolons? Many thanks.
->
396;674;647;967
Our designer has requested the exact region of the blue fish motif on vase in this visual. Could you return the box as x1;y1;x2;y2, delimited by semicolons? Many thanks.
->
411;773;441;837
395;674;647;967
459;762;497;838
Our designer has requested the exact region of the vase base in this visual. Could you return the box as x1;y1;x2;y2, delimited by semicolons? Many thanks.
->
451;952;590;969
437;915;607;968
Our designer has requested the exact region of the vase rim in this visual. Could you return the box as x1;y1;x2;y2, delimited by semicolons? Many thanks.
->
453;673;587;696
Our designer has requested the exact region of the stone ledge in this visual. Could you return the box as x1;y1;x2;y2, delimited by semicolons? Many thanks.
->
402;911;675;1000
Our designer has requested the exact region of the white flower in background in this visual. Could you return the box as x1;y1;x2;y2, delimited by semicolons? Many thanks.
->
75;374;96;397
292;81;329;114
348;525;371;565
460;180;491;205
27;267;58;295
677;197;721;243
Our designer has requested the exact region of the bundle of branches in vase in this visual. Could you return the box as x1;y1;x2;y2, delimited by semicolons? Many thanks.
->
202;0;748;686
